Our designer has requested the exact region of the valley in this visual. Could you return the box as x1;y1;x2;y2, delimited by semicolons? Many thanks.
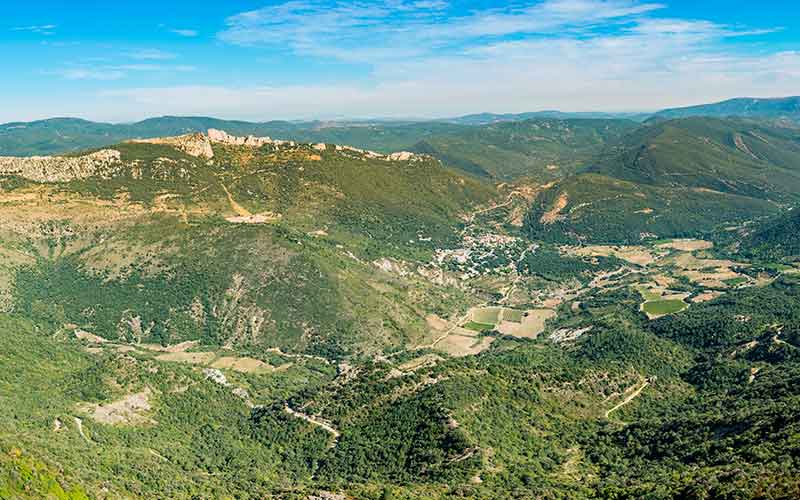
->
1;119;800;499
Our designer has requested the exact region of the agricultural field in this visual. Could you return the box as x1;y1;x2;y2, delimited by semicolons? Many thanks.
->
641;299;689;318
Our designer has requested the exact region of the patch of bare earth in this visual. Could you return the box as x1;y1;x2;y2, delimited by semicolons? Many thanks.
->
567;245;656;266
82;389;155;426
74;330;107;344
142;340;198;353
426;314;450;331
435;328;495;357
692;291;722;303
210;356;272;374
155;352;216;364
226;212;282;224
656;239;714;252
496;309;556;339
540;193;568;224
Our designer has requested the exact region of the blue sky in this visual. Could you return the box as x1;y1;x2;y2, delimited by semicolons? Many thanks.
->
1;0;798;122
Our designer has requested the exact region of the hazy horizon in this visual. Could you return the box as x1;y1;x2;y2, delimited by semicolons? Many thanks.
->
2;0;799;122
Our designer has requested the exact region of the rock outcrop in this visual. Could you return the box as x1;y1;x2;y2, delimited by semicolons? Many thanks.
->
0;149;121;182
128;133;214;159
207;128;295;147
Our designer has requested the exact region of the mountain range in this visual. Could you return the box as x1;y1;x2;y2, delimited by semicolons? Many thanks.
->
3;96;798;158
2;98;800;499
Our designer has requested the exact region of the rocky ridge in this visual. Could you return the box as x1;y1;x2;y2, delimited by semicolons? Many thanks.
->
0;130;428;184
129;129;422;162
0;149;121;182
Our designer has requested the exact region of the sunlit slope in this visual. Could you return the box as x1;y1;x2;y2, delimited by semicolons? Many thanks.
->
0;137;495;356
588;118;800;202
524;118;800;243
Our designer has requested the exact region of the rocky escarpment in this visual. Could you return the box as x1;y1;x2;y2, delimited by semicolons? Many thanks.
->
0;149;121;182
207;128;296;148
129;129;425;162
0;131;428;183
128;133;214;159
127;129;296;160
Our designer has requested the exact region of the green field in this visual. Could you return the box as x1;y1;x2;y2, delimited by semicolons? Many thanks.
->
642;299;688;316
463;321;496;332
723;277;749;287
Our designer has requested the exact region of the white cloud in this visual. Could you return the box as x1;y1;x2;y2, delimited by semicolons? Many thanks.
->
12;24;56;35
218;0;667;61
6;0;797;122
171;29;199;37
90;46;800;121
51;68;127;81
47;63;195;82
126;49;177;60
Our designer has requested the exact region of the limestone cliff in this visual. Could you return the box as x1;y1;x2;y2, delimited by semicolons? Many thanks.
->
0;149;121;182
128;133;214;159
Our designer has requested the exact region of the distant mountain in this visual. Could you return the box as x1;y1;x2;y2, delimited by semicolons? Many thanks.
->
411;118;639;180
446;110;649;125
652;96;800;122
0;116;307;156
525;117;800;243
0;115;641;181
588;117;800;203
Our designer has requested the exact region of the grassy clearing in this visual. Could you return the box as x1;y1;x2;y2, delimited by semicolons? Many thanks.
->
642;299;688;317
724;277;749;287
463;321;495;332
637;286;663;302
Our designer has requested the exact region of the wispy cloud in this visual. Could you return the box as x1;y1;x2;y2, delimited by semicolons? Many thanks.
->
209;0;796;117
126;48;177;60
11;0;797;122
48;68;127;81
218;0;669;62
12;24;56;35
171;29;199;37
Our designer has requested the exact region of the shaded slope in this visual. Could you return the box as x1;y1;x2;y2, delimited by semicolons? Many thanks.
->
653;96;800;122
738;208;800;261
412;118;639;180
588;118;800;203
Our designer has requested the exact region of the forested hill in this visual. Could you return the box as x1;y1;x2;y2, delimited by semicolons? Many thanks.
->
652;96;800;122
588;117;800;202
0;116;638;181
738;208;800;261
524;117;800;244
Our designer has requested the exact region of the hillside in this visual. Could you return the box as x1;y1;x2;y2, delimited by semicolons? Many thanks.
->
1;116;640;181
3;123;800;499
0;131;496;359
522;117;800;244
411;118;639;180
588;118;800;202
524;173;776;244
737;208;800;262
653;96;800;122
